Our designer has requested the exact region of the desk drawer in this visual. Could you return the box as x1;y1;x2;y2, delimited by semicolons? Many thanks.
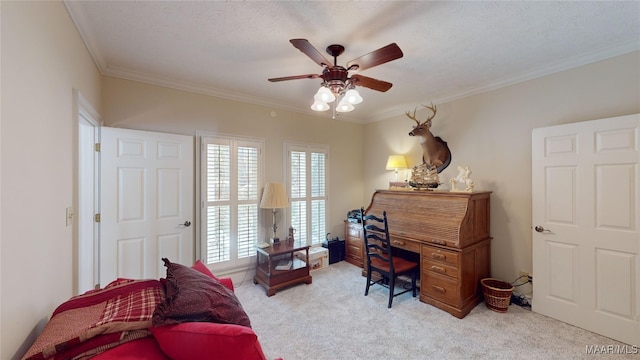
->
423;259;458;279
346;242;361;255
347;225;362;238
422;246;459;267
389;237;421;253
346;234;361;245
422;272;459;306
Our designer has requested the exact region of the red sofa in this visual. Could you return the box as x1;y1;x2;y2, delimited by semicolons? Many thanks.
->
22;260;272;360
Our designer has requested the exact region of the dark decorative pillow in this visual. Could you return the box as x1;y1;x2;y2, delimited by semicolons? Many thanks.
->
152;258;251;328
192;259;234;291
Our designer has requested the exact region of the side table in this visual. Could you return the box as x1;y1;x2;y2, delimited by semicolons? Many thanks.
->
253;241;312;296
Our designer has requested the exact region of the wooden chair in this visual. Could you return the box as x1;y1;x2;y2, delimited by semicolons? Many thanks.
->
360;208;418;308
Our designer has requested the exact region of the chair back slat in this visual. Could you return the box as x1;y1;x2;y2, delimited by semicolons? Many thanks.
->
361;208;394;271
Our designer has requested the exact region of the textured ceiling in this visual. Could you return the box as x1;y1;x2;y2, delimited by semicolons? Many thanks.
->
64;1;640;123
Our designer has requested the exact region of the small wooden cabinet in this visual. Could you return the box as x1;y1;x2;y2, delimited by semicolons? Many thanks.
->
253;241;312;296
344;221;364;268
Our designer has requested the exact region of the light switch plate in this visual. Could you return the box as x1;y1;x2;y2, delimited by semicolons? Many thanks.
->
66;206;74;227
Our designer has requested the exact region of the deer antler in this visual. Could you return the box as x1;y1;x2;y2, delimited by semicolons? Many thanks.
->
406;102;437;126
422;103;437;123
405;108;421;126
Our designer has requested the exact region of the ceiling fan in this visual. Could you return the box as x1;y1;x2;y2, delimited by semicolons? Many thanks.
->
268;39;403;114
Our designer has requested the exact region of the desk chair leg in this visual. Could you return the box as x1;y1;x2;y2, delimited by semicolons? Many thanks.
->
365;267;372;296
388;276;395;308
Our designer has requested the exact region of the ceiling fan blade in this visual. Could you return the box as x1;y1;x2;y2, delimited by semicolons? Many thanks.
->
290;39;332;68
346;43;403;72
268;74;321;82
351;74;393;92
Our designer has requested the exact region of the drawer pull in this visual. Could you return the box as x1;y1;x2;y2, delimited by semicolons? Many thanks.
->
430;265;446;273
432;285;446;294
431;239;447;245
431;253;446;260
392;240;405;246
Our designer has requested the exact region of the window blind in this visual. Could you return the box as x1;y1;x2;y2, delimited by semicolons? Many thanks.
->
287;144;328;246
202;136;263;268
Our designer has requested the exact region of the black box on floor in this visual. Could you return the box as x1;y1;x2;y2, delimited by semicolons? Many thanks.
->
322;239;345;264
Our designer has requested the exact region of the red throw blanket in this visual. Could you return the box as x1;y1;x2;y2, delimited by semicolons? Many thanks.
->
22;279;164;360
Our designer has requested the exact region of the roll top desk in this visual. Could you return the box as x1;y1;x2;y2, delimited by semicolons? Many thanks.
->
363;189;491;318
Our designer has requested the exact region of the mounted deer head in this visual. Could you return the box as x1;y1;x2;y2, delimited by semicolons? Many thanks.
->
406;103;452;173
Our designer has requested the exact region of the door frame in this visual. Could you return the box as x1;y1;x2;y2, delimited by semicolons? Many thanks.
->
73;89;102;294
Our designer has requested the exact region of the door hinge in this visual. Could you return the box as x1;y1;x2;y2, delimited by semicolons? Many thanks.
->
94;213;101;223
95;143;101;152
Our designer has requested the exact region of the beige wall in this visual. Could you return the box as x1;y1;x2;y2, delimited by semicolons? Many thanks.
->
0;2;102;358
101;76;366;247
363;51;640;289
1;1;638;358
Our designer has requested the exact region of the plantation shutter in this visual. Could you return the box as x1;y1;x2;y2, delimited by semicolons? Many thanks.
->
310;152;326;245
236;145;259;258
290;151;307;244
206;142;231;263
202;135;263;268
287;144;328;246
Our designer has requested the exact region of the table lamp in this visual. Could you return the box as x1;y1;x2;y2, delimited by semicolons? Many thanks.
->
386;155;408;181
260;182;289;244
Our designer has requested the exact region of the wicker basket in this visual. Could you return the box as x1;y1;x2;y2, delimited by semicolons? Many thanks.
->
481;278;514;313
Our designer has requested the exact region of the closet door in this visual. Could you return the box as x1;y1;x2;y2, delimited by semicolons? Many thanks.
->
532;114;639;346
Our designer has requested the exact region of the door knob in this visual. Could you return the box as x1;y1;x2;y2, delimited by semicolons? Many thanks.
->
180;221;191;227
534;225;550;233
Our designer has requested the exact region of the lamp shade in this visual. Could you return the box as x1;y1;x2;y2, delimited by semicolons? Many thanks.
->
314;86;336;103
311;100;330;112
344;89;363;104
385;155;408;170
336;101;355;113
260;182;289;209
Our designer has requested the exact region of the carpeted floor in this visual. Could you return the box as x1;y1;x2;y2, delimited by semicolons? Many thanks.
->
235;261;636;360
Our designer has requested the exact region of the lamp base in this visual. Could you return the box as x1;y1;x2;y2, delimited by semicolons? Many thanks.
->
271;237;280;245
389;181;409;190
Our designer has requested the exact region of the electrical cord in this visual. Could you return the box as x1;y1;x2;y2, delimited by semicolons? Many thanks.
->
238;256;257;285
510;291;532;309
509;275;532;310
510;274;531;287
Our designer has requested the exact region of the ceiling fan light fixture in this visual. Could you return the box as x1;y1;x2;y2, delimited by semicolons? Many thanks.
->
269;39;403;117
314;86;336;103
344;88;363;104
336;101;354;113
311;100;330;112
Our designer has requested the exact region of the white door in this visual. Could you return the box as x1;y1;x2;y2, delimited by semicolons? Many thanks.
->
100;127;194;284
532;114;639;346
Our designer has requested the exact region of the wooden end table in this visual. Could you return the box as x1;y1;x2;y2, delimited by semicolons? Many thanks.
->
253;240;312;296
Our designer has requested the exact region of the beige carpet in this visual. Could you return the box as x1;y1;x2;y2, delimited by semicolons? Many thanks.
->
235;261;636;360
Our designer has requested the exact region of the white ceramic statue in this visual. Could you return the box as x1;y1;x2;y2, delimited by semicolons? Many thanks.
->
450;165;475;192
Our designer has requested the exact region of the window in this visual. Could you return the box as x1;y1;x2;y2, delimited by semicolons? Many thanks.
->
199;133;263;270
286;143;328;246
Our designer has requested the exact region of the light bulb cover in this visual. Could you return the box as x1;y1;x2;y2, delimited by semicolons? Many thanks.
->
344;89;363;104
314;86;336;103
311;100;330;111
336;101;355;113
